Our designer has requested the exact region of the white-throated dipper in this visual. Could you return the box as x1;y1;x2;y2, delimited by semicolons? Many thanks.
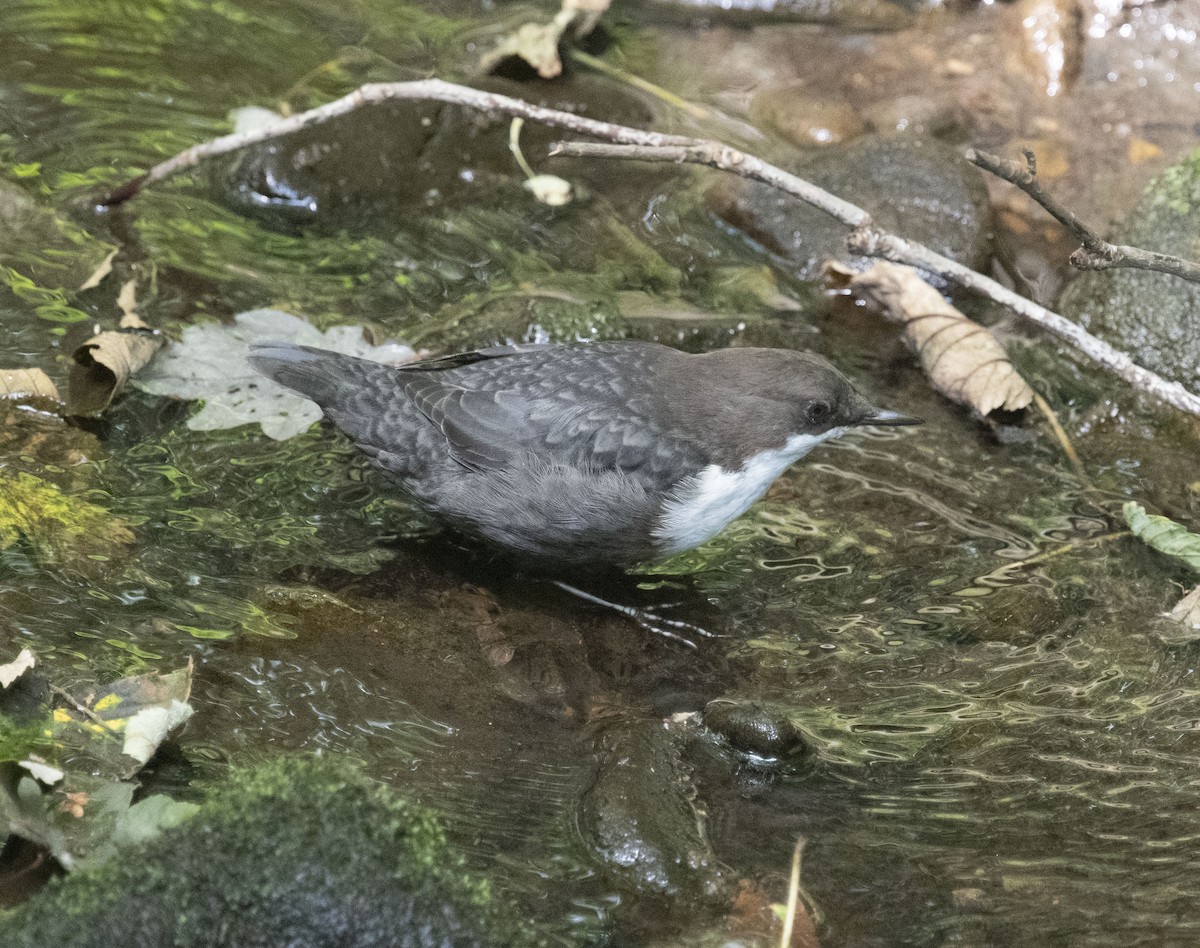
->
249;341;920;573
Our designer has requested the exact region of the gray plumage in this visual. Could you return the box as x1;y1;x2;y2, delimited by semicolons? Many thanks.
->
249;341;916;566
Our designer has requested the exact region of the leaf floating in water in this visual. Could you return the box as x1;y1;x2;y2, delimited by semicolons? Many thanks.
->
77;248;118;292
480;0;611;78
1;368;60;404
133;308;419;441
1168;585;1200;629
0;648;36;688
67;280;165;416
829;260;1034;416
1;661;198;870
55;662;195;780
1124;504;1200;632
1123;503;1200;575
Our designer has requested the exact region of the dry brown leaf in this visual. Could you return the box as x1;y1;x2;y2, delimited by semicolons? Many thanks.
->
481;0;609;77
1;368;61;403
831;260;1034;415
78;248;119;292
563;0;611;37
481;20;568;78
67;281;165;416
1168;585;1200;629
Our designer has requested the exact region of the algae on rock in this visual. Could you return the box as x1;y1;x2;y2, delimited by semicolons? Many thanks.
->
1061;148;1200;388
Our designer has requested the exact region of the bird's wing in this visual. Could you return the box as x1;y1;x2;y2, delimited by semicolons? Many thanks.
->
398;347;707;486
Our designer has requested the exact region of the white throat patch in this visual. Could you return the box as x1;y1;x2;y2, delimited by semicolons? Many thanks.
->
653;428;844;555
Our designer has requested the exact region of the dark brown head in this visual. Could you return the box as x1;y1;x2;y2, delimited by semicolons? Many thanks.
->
670;347;921;466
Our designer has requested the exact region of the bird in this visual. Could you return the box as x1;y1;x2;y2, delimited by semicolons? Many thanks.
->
249;340;920;640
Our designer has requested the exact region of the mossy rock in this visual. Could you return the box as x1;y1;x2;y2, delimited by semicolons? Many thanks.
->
0;471;134;568
1060;148;1200;388
3;756;548;948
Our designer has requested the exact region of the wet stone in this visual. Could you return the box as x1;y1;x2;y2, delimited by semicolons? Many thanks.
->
750;83;866;148
1060;147;1200;389
580;719;726;901
703;700;807;760
706;134;993;284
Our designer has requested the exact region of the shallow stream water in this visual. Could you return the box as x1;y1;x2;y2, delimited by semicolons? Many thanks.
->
2;1;1200;945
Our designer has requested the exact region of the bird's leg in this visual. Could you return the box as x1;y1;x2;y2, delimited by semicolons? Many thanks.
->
549;580;716;649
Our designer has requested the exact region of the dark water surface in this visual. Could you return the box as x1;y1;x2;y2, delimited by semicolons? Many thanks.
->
3;1;1200;945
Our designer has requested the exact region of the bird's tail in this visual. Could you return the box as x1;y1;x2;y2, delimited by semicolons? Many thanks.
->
249;343;394;407
248;342;419;458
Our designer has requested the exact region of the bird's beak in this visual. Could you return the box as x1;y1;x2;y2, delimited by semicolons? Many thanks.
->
860;407;924;427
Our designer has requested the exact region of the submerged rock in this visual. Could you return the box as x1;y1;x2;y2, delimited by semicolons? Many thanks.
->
703;700;807;760
1060;148;1200;388
4;756;548;948
707;135;993;283
749;83;866;148
580;720;725;901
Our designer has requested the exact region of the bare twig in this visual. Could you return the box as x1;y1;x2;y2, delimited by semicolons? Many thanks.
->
552;139;1200;418
1031;391;1089;485
95;78;1200;418
968;148;1200;285
96;78;696;207
779;837;805;948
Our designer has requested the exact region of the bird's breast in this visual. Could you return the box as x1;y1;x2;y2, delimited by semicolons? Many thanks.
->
652;429;842;556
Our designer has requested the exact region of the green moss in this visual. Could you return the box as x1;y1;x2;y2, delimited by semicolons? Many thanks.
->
0;472;134;564
1148;148;1200;217
4;756;549;948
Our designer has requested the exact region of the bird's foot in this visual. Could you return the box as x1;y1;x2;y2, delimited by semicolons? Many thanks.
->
550;581;715;649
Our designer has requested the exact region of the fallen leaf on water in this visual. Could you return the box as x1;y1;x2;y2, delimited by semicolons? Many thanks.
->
481;20;569;78
1;368;60;403
1;660;199;870
1168;585;1200;628
1124;504;1200;632
67;280;165;416
1123;503;1200;574
1129;138;1162;166
78;249;118;292
134;308;418;440
0;649;36;688
480;0;610;78
829;261;1034;415
19;757;64;786
55;661;194;780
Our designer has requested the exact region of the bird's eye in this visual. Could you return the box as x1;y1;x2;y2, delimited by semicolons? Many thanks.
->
807;402;831;425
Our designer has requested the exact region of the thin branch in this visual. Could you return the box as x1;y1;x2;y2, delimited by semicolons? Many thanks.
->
94;77;1200;418
549;140;869;227
96;78;697;207
552;139;1200;418
968;148;1200;285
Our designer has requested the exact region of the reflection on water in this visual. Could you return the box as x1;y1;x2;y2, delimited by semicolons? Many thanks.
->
3;0;1200;944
